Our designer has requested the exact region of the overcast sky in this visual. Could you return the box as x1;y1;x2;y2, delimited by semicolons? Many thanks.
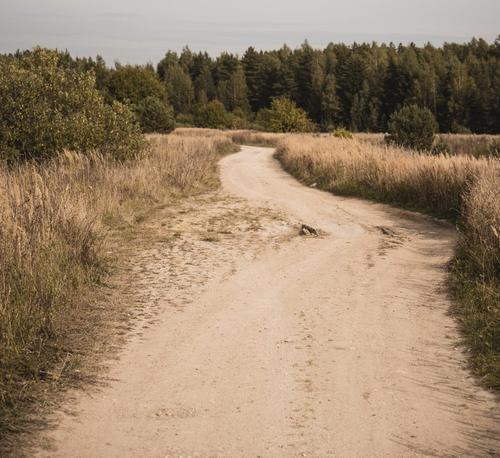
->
1;0;498;64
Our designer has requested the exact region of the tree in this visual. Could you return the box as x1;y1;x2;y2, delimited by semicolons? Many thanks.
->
242;47;263;111
262;97;314;133
193;100;230;128
106;64;167;106
135;97;175;133
0;48;144;162
321;74;340;128
217;64;250;112
194;64;217;103
166;64;195;114
386;104;438;151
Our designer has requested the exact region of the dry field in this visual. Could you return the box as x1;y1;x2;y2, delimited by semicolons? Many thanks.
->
355;132;500;157
0;131;236;443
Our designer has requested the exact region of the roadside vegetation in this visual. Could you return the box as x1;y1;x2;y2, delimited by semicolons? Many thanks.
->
358;132;500;158
275;134;499;388
0;129;236;444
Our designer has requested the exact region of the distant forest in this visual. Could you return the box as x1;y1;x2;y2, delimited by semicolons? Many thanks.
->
3;37;500;133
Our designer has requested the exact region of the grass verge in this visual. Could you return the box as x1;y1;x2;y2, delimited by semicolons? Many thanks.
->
0;131;237;450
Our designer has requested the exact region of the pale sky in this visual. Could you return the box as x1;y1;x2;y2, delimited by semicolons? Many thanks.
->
0;0;498;64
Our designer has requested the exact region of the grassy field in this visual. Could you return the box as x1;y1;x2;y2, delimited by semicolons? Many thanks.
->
274;134;499;388
0;131;237;445
356;133;500;157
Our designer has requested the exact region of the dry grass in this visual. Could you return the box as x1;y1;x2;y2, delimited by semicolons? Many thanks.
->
276;135;500;388
0;131;236;442
449;172;500;387
225;130;286;147
356;132;500;157
438;134;500;158
276;135;495;218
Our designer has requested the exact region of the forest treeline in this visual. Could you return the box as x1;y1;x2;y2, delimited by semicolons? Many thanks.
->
2;37;500;134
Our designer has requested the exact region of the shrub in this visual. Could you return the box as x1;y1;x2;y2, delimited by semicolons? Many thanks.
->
451;122;472;134
135;97;175;134
261;97;314;133
226;109;250;129
0;48;145;162
194;100;230;129
386;104;438;151
255;108;273;130
332;128;354;139
105;64;167;106
176;113;195;127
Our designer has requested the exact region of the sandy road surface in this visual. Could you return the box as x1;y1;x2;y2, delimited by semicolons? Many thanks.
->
34;146;498;457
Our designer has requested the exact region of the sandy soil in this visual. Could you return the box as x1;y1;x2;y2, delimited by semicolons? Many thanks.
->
32;146;499;457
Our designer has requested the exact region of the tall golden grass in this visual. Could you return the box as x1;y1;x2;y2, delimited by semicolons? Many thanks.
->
356;132;500;157
0;132;236;438
227;130;286;147
276;135;500;387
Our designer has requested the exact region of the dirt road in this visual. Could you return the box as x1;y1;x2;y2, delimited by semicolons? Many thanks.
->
34;146;499;457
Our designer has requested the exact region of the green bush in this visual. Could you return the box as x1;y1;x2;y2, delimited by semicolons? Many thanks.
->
105;64;167;106
0;48;145;162
175;113;195;127
259;98;314;133
386;104;438;151
332;127;353;139
135;97;175;133
194;100;230;128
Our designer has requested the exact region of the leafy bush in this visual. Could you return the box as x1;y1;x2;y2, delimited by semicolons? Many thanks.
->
105;64;167;106
0;48;145;162
194;100;230;128
176;113;195;127
260;97;314;133
386;104;438;151
332;128;353;139
226;108;250;129
135;96;175;133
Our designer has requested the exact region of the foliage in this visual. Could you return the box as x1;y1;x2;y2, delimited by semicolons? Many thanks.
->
165;64;195;114
193;100;230;129
135;97;175;133
176;113;195;127
261;98;314;133
105;64;167;106
0;48;144;162
332;128;353;139
12;38;497;139
386;105;438;151
152;38;499;134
